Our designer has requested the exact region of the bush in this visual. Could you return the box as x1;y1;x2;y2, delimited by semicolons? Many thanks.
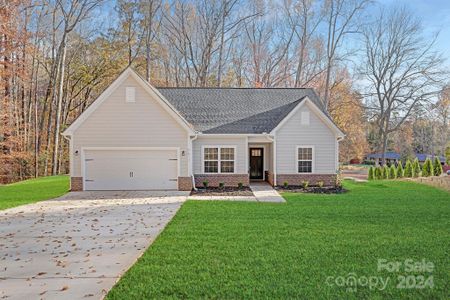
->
283;181;289;188
237;182;243;189
404;160;413;177
302;180;309;189
396;163;404;178
433;157;443;176
202;180;209;188
413;158;421;177
422;158;434;177
219;182;225;189
375;166;382;179
368;166;374;180
317;181;324;188
389;165;397;179
363;160;375;166
383;165;390;179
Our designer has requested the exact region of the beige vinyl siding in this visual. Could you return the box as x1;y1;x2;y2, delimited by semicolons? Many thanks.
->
276;103;337;174
72;76;189;177
193;136;247;174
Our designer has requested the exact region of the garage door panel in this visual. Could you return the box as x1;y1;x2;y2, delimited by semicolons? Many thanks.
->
84;149;178;190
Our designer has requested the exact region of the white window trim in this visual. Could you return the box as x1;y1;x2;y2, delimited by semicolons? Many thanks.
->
296;145;315;174
201;145;237;174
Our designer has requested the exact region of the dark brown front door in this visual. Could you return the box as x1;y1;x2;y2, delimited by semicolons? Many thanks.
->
249;148;264;180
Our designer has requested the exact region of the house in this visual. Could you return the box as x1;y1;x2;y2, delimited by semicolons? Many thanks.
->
366;152;446;166
62;68;344;191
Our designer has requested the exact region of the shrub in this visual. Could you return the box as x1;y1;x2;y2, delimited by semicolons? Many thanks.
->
368;166;375;180
237;182;243;189
219;182;225;189
396;162;404;178
404;160;413;177
433;157;443;176
389;165;397;179
302;180;309;189
375;166;382;179
202;180;209;188
422;158;434;177
383;165;390;179
317;181;324;188
283;181;289;188
413;158;420;177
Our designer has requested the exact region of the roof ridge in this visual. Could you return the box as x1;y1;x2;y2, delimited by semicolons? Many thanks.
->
156;87;312;90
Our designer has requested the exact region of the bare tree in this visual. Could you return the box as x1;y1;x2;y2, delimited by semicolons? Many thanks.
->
323;0;369;108
362;7;447;165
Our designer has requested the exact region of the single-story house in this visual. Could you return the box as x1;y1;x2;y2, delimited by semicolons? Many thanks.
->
366;152;446;166
62;68;344;191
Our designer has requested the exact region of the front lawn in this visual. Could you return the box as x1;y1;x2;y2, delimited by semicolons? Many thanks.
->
107;180;449;299
0;176;69;210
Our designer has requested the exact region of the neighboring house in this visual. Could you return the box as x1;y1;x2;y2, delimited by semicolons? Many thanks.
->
62;68;344;191
366;152;446;166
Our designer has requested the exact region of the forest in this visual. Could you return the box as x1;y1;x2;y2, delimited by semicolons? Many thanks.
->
0;0;449;183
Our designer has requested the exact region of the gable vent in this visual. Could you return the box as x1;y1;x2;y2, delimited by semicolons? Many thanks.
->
126;87;136;103
301;111;310;125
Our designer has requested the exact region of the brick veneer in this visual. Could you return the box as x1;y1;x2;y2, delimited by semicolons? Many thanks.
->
276;174;337;187
178;176;193;191
70;177;83;191
194;174;249;188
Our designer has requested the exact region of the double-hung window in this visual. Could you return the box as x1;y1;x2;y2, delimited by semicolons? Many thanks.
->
297;146;313;173
203;146;235;173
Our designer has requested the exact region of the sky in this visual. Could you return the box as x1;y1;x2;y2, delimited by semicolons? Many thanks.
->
376;0;450;59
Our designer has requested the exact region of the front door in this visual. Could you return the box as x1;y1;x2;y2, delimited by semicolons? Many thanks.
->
249;148;264;180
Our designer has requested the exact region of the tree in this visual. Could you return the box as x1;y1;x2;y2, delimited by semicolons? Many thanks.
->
396;162;404;178
383;165;389;179
368;166;374;180
433;157;443;176
404;160;413;178
361;7;446;166
322;0;370;108
412;158;420;177
422;158;433;177
389;165;396;179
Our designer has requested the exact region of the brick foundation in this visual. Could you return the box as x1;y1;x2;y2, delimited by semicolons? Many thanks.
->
178;176;193;191
276;174;337;187
70;177;83;191
194;174;249;188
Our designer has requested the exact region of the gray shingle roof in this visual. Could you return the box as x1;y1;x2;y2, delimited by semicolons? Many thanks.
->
157;88;325;133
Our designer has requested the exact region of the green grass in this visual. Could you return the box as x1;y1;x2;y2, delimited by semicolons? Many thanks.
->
0;176;69;210
108;180;449;299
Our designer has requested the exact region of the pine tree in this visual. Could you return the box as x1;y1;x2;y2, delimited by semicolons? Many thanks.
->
422;158;434;177
396;162;404;178
368;166;375;180
389;165;397;179
404;160;413;177
433;157;443;176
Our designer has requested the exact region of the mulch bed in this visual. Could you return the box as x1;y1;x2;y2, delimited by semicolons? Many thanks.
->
190;187;253;196
275;186;347;194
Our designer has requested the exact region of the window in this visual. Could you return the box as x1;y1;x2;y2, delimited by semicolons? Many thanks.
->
126;87;135;102
297;147;313;173
301;111;310;125
203;146;235;173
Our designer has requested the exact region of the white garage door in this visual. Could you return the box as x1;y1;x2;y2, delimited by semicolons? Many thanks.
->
83;149;178;190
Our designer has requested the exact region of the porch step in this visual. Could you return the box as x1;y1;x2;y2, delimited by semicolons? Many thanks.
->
250;183;286;203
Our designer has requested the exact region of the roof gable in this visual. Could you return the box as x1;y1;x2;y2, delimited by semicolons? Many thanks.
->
63;68;194;136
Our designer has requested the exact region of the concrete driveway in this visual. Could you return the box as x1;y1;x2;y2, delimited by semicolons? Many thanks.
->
0;191;188;300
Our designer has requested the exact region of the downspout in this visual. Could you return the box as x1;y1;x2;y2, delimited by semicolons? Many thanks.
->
189;134;199;191
62;133;73;189
265;133;276;186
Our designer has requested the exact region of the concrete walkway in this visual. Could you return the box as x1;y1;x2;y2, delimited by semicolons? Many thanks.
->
250;182;286;203
0;191;188;300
